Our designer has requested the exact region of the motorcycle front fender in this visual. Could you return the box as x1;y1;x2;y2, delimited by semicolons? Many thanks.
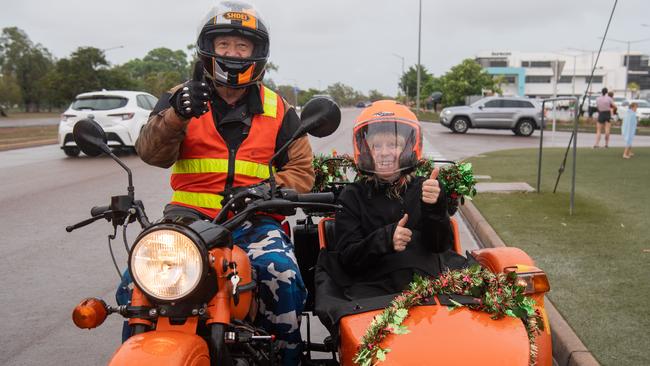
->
109;330;210;366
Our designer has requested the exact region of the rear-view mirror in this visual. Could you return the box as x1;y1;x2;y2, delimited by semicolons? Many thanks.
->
72;119;111;157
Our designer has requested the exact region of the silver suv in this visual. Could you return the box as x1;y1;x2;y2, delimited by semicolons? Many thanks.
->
440;96;543;136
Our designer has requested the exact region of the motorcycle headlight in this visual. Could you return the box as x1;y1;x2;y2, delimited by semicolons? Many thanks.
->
130;229;204;301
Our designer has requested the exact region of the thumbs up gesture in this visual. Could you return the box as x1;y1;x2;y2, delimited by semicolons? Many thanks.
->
392;213;412;252
170;60;211;120
422;167;441;204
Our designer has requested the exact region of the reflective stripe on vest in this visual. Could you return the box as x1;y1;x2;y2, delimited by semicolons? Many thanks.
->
262;86;277;118
172;191;224;209
172;158;275;179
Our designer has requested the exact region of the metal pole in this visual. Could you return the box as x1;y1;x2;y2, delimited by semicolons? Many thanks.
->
537;101;546;193
570;100;579;215
625;41;630;98
572;55;576;96
416;0;422;113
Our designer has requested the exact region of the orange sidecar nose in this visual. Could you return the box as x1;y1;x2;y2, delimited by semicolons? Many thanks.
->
339;305;530;366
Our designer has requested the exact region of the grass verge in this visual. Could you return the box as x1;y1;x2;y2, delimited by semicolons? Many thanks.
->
467;147;650;366
0;125;58;148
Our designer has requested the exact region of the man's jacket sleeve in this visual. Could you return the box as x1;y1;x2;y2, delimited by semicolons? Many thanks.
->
275;135;314;193
135;86;188;168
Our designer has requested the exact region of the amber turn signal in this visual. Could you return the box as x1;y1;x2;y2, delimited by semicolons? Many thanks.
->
505;265;551;295
72;298;108;329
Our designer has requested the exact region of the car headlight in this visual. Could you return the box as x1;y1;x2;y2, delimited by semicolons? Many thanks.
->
130;229;203;301
444;110;451;114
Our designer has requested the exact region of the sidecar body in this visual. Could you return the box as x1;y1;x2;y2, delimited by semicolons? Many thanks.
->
295;217;552;366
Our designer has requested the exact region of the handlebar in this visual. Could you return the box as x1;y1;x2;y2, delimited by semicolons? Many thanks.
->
90;205;110;217
280;191;335;204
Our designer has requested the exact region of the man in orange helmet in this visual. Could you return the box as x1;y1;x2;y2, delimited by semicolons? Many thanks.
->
134;2;312;364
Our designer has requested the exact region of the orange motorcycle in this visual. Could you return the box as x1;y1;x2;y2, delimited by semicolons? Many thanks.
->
67;98;341;365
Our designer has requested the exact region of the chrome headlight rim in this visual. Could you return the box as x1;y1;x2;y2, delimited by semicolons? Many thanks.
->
128;224;210;303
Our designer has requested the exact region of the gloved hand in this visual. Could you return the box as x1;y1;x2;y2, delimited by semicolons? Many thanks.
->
221;183;272;214
169;61;211;119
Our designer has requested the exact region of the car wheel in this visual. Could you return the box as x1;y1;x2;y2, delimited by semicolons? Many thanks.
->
451;117;470;134
63;147;81;157
515;119;535;137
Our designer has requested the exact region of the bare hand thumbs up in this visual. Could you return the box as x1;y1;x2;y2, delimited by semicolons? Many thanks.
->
397;213;409;227
393;213;412;252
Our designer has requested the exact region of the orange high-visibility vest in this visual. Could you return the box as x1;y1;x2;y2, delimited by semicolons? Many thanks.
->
169;85;285;218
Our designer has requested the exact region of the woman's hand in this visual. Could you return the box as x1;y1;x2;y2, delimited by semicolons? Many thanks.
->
422;167;441;204
393;214;412;252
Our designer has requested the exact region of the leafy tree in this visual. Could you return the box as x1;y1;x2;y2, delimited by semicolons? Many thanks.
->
437;59;500;106
326;82;364;106
118;47;189;95
399;64;434;102
297;88;323;106
0;27;54;111
0;74;22;114
368;89;390;102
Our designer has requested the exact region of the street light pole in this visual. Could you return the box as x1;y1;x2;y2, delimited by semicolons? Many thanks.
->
416;0;422;112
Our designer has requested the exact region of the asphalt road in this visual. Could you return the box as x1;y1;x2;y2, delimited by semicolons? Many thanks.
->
2;107;650;365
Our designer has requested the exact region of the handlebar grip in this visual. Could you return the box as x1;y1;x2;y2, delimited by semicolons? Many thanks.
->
90;205;110;217
297;192;335;204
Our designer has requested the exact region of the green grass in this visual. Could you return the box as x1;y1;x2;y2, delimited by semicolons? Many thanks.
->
544;118;650;136
410;109;439;123
467;147;650;366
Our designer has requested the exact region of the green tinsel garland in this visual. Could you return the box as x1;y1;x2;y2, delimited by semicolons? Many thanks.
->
312;154;478;208
353;266;544;366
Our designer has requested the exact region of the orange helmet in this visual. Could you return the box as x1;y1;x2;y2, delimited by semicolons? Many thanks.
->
352;100;422;176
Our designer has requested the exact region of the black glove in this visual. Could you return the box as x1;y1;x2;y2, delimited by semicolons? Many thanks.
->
169;61;211;119
221;183;272;214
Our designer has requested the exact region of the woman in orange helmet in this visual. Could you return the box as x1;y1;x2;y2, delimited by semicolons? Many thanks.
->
331;100;455;299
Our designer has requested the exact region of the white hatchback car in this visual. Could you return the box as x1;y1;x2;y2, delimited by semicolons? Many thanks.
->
58;90;158;157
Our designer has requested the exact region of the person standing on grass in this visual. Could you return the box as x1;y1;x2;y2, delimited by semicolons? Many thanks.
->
607;91;617;121
622;102;638;159
594;87;615;148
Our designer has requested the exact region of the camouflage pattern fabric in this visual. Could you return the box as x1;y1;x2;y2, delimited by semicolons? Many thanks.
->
233;217;307;366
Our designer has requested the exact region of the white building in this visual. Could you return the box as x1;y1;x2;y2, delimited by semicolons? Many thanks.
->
475;50;650;99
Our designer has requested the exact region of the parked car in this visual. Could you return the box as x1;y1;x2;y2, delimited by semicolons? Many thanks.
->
580;94;599;117
58;90;158;157
439;96;543;136
628;99;650;120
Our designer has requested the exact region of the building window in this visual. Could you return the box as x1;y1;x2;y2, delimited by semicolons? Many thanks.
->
489;60;508;67
525;76;551;83
530;61;552;68
587;75;603;83
521;61;530;67
558;76;573;83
